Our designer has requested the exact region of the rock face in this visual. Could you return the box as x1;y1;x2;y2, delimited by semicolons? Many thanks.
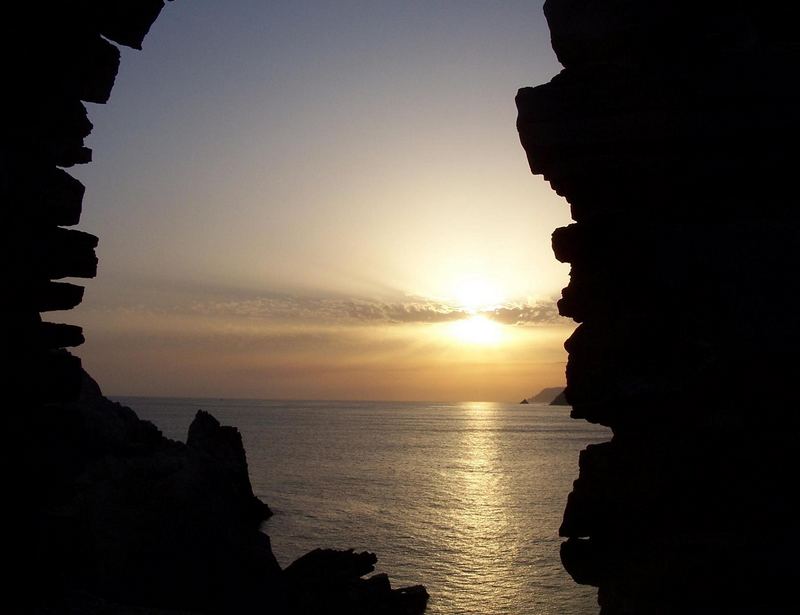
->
284;549;430;615
16;373;426;613
3;1;167;405
4;2;427;613
517;2;800;613
22;372;281;612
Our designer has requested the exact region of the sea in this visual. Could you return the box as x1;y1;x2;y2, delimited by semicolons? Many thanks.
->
118;397;610;615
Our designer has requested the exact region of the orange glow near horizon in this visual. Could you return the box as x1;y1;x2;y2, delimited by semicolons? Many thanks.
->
448;315;504;345
68;297;572;401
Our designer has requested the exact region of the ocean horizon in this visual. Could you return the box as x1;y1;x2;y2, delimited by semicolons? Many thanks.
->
120;396;610;614
113;394;535;404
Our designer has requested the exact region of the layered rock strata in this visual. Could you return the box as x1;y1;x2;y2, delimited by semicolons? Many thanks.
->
4;2;426;613
3;0;167;404
517;2;800;613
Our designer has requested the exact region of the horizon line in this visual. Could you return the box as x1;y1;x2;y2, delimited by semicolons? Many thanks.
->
107;393;564;405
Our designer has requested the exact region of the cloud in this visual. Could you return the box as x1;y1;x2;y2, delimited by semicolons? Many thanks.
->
189;294;561;326
485;303;561;325
89;274;563;327
346;300;462;323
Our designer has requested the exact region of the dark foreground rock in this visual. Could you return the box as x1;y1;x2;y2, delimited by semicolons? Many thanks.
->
284;549;429;615
517;1;800;613
12;373;427;614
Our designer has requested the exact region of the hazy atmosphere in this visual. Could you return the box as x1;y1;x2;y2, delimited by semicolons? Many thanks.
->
65;1;571;400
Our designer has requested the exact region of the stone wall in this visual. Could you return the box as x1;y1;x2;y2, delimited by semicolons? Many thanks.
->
3;0;168;402
517;2;800;613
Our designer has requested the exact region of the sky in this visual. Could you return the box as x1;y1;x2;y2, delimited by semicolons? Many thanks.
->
64;0;573;401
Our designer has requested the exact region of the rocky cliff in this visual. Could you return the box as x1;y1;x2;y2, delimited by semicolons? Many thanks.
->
16;372;427;614
517;1;800;613
3;2;426;613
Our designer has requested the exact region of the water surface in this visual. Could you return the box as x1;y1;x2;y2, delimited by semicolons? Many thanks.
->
121;398;609;614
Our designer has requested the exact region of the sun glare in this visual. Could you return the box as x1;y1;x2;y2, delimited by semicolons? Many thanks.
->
449;315;504;345
452;276;503;313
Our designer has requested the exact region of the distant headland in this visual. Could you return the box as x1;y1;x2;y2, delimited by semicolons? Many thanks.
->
521;387;569;406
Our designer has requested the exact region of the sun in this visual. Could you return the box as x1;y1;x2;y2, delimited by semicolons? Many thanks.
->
449;315;504;345
452;276;503;313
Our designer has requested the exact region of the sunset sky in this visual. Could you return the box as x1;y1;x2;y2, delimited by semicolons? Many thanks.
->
65;0;573;401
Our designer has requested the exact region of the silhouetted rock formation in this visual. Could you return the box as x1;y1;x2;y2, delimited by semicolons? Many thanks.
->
4;1;168;405
517;1;800;613
528;386;565;404
26;373;281;612
284;549;429;615
549;391;568;406
4;2;426;613
19;373;426;613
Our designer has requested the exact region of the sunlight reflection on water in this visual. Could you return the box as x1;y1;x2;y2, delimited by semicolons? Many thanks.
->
125;398;609;614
